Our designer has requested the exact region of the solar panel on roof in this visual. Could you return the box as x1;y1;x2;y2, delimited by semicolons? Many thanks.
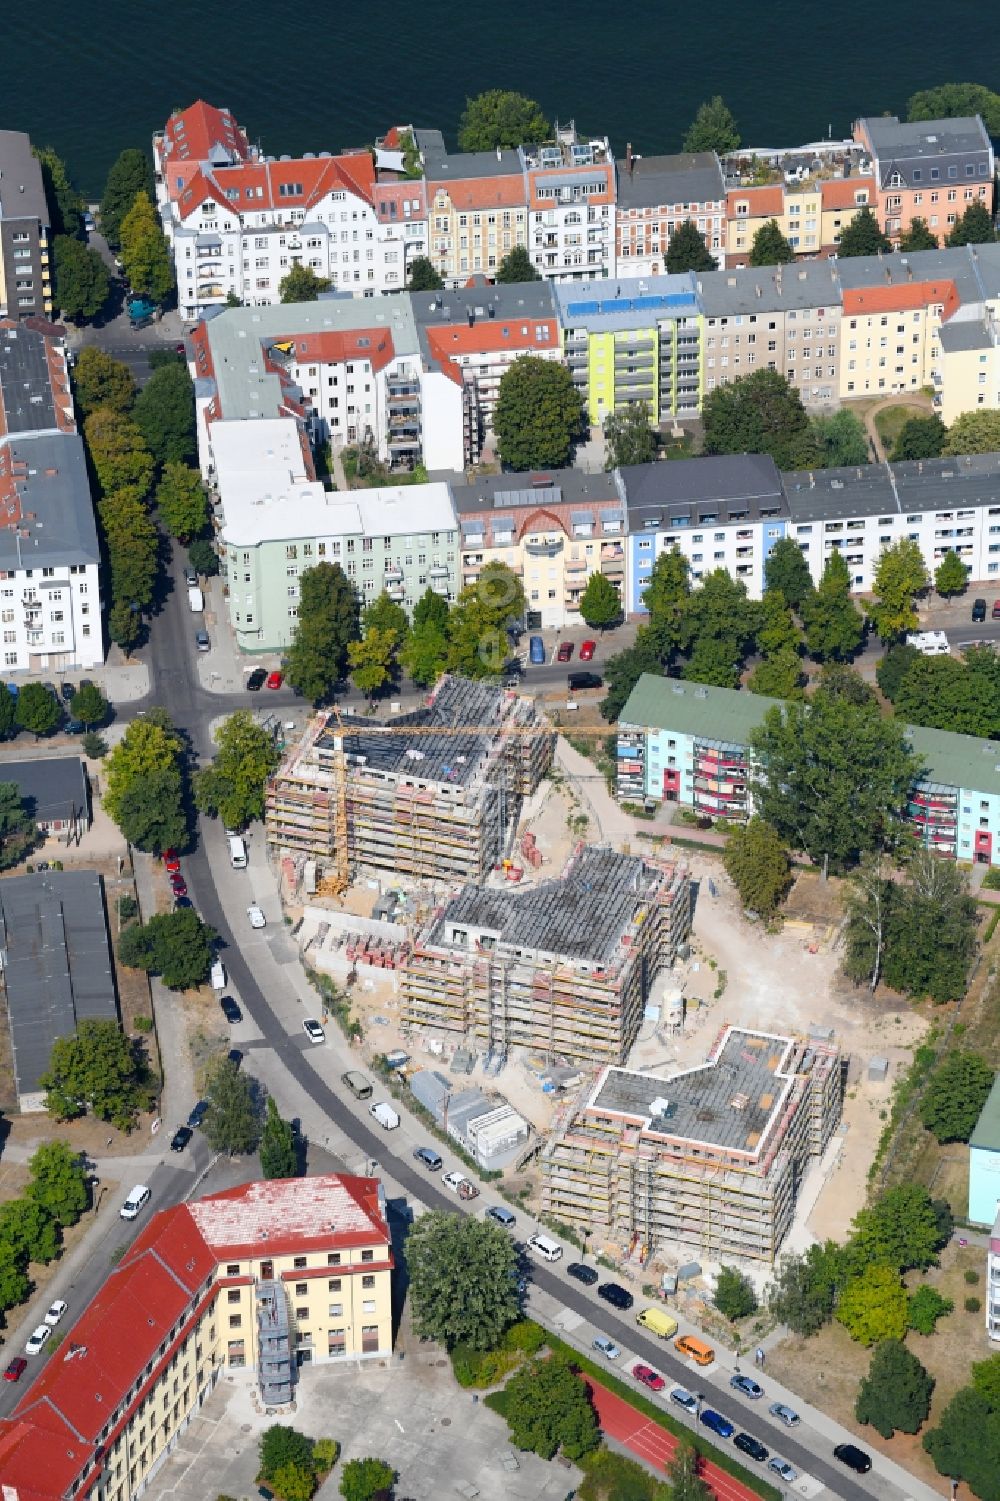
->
566;301;601;317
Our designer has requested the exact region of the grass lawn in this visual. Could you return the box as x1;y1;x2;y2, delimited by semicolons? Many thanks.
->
873;403;929;452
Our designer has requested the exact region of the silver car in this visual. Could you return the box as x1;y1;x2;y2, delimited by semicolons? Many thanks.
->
768;1458;797;1482
768;1401;801;1427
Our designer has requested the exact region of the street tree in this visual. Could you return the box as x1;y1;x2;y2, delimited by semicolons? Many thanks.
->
714;1266;758;1321
15;682;62;739
284;562;360;703
923;1386;1000;1501
811;409;869;468
202;1058;259;1156
677;567;759;689
701;369;819;470
0;783;37;870
41;1019;153;1129
0;1197;60;1266
943;407;1000;455
34;146;85;238
458;91;549;152
849;1183;950;1274
665;220;716;273
892;412;947;461
53;236;110;322
348;626;397;701
934;549;969;598
749;219;794;266
840;850;895;992
908;81;1000;133
683;96;740;154
856;1340;934;1437
406;1210;519;1348
599;623;670;721
101;493;160;611
26;1141;88;1226
69;681;109;727
898;217;939;252
133;361;196;466
260;1096;298;1179
893;649;1000;738
764;536;814;608
112;763;187;853
876;642;920;703
362;591;410;647
604;400;657;469
501;1354;600;1462
747;646;804;699
641;546;691;629
446;561;526;679
406;257;444;292
495;245;540;283
723;818;792;916
109;600;143;657
767;1240;846;1336
750;688;919;870
880;851;978;1003
279;263;331;303
84;407;155;502
756;587;800;655
579;571;620;630
188;539;219;576
493;356;585;470
195;710;279;830
800;550;864;661
411;586;450;633
0;1228;30;1313
0;684;15;742
339;1458;396;1501
836;206;892;257
155;462;208;541
117;908;216;990
871;537;929;640
919;1051;995;1143
118;190;174;302
104;715;186;828
835;1264;909;1345
72;348;136;417
664;1440;713;1501
100;148;155;247
400;617;449;686
947;199;996;246
259;1427;315;1484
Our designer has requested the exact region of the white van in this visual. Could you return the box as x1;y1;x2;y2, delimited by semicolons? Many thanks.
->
120;1184;151;1221
210;960;226;990
228;834;248;870
526;1233;562;1263
906;630;950;657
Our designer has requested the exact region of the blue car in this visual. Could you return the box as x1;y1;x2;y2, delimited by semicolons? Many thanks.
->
699;1408;735;1440
529;635;545;664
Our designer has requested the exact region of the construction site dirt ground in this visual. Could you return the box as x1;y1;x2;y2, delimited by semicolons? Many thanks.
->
765;1239;989;1492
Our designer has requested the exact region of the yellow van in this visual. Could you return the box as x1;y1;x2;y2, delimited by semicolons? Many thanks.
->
636;1306;678;1339
674;1333;715;1366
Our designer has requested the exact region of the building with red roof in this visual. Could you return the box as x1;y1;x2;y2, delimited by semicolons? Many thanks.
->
0;1175;393;1501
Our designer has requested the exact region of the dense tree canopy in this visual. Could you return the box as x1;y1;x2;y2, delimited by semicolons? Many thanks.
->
604;401;657;469
683;96;740;154
749;219;794;266
85;406;155;503
284;562;360;703
919;1051;995;1143
849;1183;951;1273
155;463;209;541
279;264;331;303
100;148;155;247
923;1386;1000;1501
15;683;62;739
34;146;85;238
898;217;939;252
53;236;110;322
500;1355;600;1461
768;1240;846;1335
495;244;541;283
493;356;585;470
406;256;444;291
856;1340;934;1437
892;413;947;461
41;1019;154;1130
27;1141;88;1227
73;348;136;417
764;536;814;608
799;550;864;661
908;81;1000;134
665;220;716;273
893;645;1000;738
723;818;792;916
836;1264;909;1345
458;91;550;152
579;571;621;630
446;561;526;678
407;1211;518;1348
202;1058;259;1156
934;550;969;598
812;409;869;468
947;200;996;246
133;361;196;467
119;191;173;302
118;908;216;990
870;537;928;640
260;1097;298;1179
195;710;279;829
943;408;1000;455
836;206;892;257
0;783;39;870
701;369;818;470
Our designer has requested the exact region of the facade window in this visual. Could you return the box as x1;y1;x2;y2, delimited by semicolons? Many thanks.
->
361;1249;374;1263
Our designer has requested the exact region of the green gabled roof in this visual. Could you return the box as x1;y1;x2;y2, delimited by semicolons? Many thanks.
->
619;674;780;747
970;1074;1000;1152
906;724;1000;799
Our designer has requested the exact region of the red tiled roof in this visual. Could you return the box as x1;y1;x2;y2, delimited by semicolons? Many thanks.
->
381;126;402;150
425;319;559;365
842;279;959;317
430;176;527;211
178;152;376;222
282;328;397;375
821;177;875;210
162;101;251;168
188;1174;389;1257
726;185;784;217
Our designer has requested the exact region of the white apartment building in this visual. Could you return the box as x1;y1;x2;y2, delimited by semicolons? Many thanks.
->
522;132;617;282
0;321;102;672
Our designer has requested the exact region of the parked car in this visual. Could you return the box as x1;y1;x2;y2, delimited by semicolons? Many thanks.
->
485;1205;516;1228
833;1443;872;1474
993;600;1000;620
60;682;75;704
730;1373;764;1400
170;875;187;897
597;1281;634;1310
220;995;242;1024
82;211;95;233
170;1126;192;1153
768;1458;797;1482
163;849;181;872
266;670;283;689
699;1408;734;1440
44;1300;67;1327
247;667;268;691
187;1100;209;1128
302;1018;325;1044
768;1402;800;1427
556;641;574;662
184;566;198;587
3;1357;27;1382
442;1171;479;1200
247;904;266;929
130;314;154;331
25;1326;51;1356
119;1184;151;1221
734;1433;768;1462
669;1387;698;1413
412;1146;443;1171
592;1336;621;1360
566;1262;599;1286
579;640;596;661
632;1363;665;1391
195;629;210;652
174;895;193;910
528;635;545;665
972;597;987;622
568;671;603;692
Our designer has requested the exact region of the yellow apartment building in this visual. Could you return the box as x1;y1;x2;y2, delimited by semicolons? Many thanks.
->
839;278;960;398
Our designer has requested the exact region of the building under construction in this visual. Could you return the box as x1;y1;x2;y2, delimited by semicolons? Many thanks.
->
398;844;692;1065
265;676;554;890
541;1026;843;1263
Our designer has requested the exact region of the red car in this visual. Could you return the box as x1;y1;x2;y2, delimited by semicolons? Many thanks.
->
266;670;284;690
556;642;574;662
169;875;187;897
4;1357;27;1382
175;342;186;356
993;600;1000;620
162;850;180;873
632;1363;665;1392
579;640;596;661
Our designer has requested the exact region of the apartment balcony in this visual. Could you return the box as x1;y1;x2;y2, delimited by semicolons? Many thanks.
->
565;557;587;573
386;581;406;600
616;338;655;355
256;1281;294;1406
429;565;449;579
566;351;588;366
384;564;403;582
524;537;564;556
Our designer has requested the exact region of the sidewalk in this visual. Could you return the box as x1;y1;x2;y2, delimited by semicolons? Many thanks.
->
193;574;285;695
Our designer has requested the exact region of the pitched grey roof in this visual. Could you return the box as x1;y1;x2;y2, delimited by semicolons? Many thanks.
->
0;320;63;434
617;153;725;212
859;115;992;189
699;259;842;317
783;452;1000;522
451;465;619;518
938;317;994;353
0;434;100;570
0;870;117;1100
0;756;88;827
0;130;49;227
620;454;786;531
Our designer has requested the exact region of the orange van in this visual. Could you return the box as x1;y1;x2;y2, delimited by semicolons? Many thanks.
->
674;1333;714;1366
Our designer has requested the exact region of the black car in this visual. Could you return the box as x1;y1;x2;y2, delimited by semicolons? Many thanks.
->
187;1099;209;1129
60;682;76;704
174;895;193;910
247;667;268;691
130;315;154;330
227;1049;243;1070
568;671;603;692
65;719;85;734
169;1126;193;1153
733;1433;769;1463
566;1261;599;1286
833;1443;872;1474
597;1281;634;1310
972;597;987;623
220;995;242;1024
